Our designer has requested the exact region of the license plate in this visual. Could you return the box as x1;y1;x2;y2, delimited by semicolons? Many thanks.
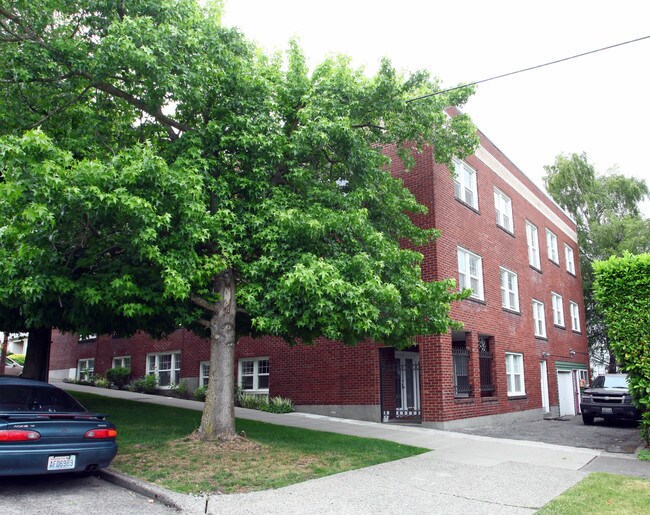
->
601;407;613;414
47;455;76;471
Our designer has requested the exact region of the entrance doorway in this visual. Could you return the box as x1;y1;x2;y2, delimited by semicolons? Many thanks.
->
394;351;420;417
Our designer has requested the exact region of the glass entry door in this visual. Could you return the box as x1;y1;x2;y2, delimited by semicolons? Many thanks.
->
394;351;420;417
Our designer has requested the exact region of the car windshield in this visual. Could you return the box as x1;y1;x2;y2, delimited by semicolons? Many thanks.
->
592;375;629;389
0;385;86;412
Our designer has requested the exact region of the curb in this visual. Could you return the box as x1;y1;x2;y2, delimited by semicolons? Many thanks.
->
98;468;182;511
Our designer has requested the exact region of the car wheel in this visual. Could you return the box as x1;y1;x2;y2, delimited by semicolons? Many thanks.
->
582;414;594;425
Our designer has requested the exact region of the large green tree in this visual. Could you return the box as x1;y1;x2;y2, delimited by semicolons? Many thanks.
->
0;0;478;438
543;153;649;371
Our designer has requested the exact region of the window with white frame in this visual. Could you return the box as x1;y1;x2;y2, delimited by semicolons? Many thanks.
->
457;247;484;300
112;356;131;369
238;358;270;392
494;188;513;232
532;299;546;338
200;361;210;387
526;221;541;269
453;159;478;209
146;352;181;387
546;229;559;264
77;358;95;381
565;243;576;275
505;352;525;396
570;301;581;332
551;292;565;327
500;267;519;312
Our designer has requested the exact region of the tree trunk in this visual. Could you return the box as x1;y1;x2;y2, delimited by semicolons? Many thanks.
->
22;327;52;381
0;332;8;375
607;351;617;374
198;269;237;439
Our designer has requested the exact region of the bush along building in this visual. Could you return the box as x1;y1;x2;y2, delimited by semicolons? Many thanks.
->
49;111;589;428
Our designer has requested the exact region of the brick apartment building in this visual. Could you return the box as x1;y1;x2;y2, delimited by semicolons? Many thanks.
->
49;112;589;429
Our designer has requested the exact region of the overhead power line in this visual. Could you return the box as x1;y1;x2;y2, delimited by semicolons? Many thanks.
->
407;35;650;103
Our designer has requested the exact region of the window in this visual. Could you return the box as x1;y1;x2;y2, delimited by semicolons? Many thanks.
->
551;292;565;327
239;358;270;392
146;352;181;387
500;267;519;312
494;188;513;232
505;352;525;396
478;336;494;397
570;301;581;332
532;300;546;338
77;358;94;381
565;244;576;275
78;333;97;342
200;361;210;387
526;221;540;269
457;247;484;300
112;356;131;369
452;340;471;398
546;229;559;264
453;159;478;209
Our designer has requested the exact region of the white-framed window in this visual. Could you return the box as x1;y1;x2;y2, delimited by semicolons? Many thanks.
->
77;358;95;381
546;229;559;264
238;357;270;392
146;352;181;388
112;356;131;369
457;247;484;300
532;299;546;338
494;188;513;232
551;292;565;327
505;352;525;396
200;361;210;387
526;221;541;269
565;244;576;275
453;159;478;209
500;267;519;312
570;301;581;332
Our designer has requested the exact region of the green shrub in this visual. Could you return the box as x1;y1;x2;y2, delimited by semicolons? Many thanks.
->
239;392;266;410
260;396;294;414
129;375;157;394
95;377;110;388
594;252;650;444
193;385;207;402
170;380;187;398
106;367;131;389
7;353;25;366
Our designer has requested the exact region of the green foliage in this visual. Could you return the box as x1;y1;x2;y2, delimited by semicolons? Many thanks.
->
193;385;207;402
170;379;188;398
238;392;266;410
105;367;131;389
7;353;25;365
94;376;110;389
544;153;649;368
593;253;650;443
260;396;294;414
129;375;158;394
638;449;650;461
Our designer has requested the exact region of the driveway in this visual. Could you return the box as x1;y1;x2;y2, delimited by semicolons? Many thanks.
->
453;415;644;453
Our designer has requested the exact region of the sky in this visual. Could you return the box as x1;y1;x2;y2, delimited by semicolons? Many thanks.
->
222;0;650;213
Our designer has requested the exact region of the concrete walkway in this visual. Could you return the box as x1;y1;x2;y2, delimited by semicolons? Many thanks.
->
58;382;650;514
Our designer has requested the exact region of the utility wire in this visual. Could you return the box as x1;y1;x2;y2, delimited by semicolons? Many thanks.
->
407;35;650;103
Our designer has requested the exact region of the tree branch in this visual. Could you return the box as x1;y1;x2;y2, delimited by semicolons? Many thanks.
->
190;293;218;313
197;318;211;329
351;123;386;131
23;86;91;130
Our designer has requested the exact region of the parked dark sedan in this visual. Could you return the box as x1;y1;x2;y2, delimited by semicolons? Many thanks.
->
0;377;117;475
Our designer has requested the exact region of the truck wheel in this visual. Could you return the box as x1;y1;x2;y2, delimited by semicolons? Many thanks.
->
582;414;594;425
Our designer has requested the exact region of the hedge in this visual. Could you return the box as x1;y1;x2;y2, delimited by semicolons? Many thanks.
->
593;252;650;443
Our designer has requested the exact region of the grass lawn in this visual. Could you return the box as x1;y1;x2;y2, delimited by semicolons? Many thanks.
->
538;472;650;514
73;392;427;494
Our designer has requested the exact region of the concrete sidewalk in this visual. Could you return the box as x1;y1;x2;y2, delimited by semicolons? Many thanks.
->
58;381;648;514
